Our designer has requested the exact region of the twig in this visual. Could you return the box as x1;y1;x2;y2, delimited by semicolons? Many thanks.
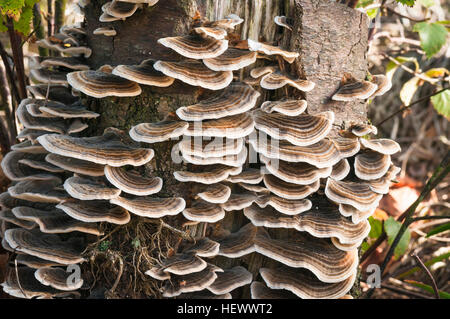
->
365;151;450;298
14;259;28;299
410;215;450;222
376;87;449;127
385;7;429;23
108;253;124;295
0;41;21;105
411;253;440;299
380;283;433;299
382;53;439;84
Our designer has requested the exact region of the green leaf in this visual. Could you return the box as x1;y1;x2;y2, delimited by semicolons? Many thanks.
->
98;240;111;252
400;76;421;106
426;222;450;237
397;252;450;279
413;22;448;58
386;56;419;82
384;217;411;259
368;216;383;239
405;280;450;299
430;89;450;119
12;4;32;35
395;0;416;6
0;0;25;19
356;0;375;8
418;0;436;8
360;241;370;254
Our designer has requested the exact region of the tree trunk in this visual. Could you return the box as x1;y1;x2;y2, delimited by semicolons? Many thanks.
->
82;0;368;298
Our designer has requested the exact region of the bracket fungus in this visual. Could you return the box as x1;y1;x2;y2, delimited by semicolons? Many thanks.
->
112;59;175;87
158;35;228;60
104;166;163;196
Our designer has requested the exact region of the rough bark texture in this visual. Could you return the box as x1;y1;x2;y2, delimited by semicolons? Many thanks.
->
81;0;368;298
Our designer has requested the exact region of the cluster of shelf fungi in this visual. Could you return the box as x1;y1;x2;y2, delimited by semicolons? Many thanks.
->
0;1;402;299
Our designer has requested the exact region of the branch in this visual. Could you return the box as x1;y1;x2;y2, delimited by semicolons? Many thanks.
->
385;7;429;23
365;151;450;298
376;87;449;127
0;41;21;105
411;253;440;299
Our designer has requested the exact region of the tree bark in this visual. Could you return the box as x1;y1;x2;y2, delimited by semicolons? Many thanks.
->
82;0;368;298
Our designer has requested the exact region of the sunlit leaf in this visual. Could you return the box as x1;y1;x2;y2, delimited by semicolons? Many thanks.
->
400;76;421;106
424;68;449;78
426;222;450;237
417;0;436;8
384;217;411;259
368;216;383;239
430;89;450;119
395;0;416;6
386;56;420;82
413;22;448;58
405;280;450;299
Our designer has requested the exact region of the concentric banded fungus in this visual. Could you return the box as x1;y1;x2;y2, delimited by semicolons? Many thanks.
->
11;141;46;154
12;207;101;235
185;113;254;138
104;166;162;196
0;209;36;229
260;154;332;185
338;203;376;222
368;164;401;195
359;138;401;155
153;60;233;90
244;204;370;244
260;99;307;116
330;159;350;181
27;84;79;104
17;157;63;173
4;228;85;264
250;281;297;299
253;110;334;146
45;154;105;177
30;68;68;85
104;1;138;19
260;71;315;92
255;195;312;215
354;151;391;180
254;230;358;282
34;267;83;291
331;80;378;101
157;35;228;59
259;266;356;299
194;27;227;40
2;267;79;299
325;179;383;211
183;200;225;223
226;168;263;184
67;70;142;98
1;151;61;182
17;100;88;134
110;196;185;218
37;129;154;167
8;180;69;203
203;49;257;71
130;120;188;144
247;39;299;63
249;136;359;168
93;27;117;37
38;104;99;119
216;224;258;258
161;264;221;297
263;175;320;200
183;238;220;257
274;16;293;31
206;14;244;29
17;128;48;143
197;183;231;204
370;74;392;97
56;200;130;224
36;38;92;58
15;255;63;269
178;137;244;158
182;146;247;167
348;123;378;137
250;66;277;79
63;176;121;200
176;83;260;121
207;266;252;295
331;237;364;251
30;56;89;71
221;193;257;211
174;165;242;184
157;253;207;275
112;59;174;87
